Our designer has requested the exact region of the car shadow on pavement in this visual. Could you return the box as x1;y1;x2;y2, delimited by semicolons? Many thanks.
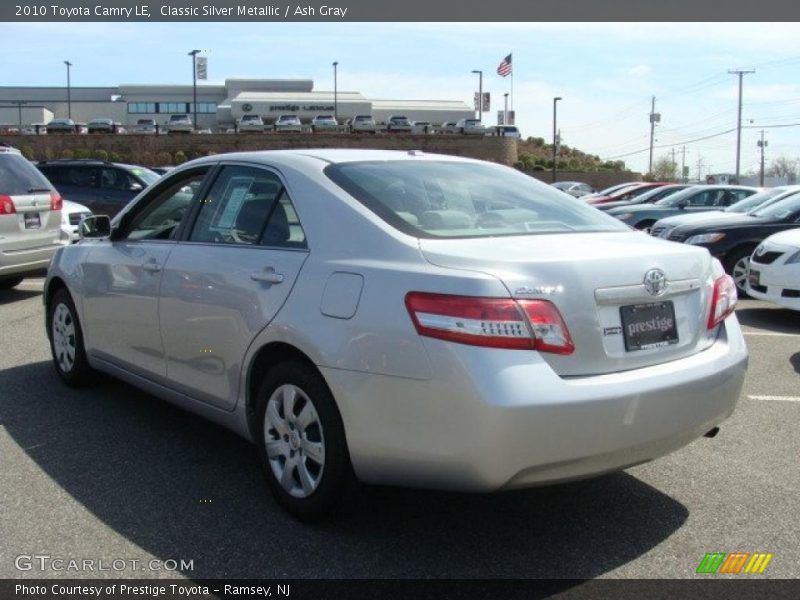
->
1;360;688;580
736;306;800;335
0;288;41;306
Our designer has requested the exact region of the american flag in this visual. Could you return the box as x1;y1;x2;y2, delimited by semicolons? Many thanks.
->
497;54;512;77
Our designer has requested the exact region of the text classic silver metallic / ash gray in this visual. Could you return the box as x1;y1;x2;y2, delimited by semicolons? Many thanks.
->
44;150;748;518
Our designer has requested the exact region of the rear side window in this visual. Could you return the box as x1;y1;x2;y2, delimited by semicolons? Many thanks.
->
325;161;629;239
1;155;54;195
189;166;307;248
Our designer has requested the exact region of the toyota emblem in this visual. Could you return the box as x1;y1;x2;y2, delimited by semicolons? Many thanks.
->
643;269;667;296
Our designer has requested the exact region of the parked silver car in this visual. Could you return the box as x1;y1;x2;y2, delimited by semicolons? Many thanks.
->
349;115;376;133
166;114;193;133
45;150;747;518
273;115;303;133
455;118;486;135
0;147;63;288
133;119;158;135
238;114;265;133
552;181;596;198
311;115;338;132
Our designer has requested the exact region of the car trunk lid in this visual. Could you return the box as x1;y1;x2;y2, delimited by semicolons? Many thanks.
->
419;231;718;376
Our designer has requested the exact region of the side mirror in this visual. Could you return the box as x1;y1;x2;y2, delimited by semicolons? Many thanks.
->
79;215;112;239
677;198;689;209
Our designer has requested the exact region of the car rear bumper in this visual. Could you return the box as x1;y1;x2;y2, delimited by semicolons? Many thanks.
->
322;315;747;491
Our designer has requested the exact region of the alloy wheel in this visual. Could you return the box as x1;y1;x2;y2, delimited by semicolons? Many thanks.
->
52;303;76;373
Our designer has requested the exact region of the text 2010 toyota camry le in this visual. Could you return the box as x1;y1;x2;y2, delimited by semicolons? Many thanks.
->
44;150;747;518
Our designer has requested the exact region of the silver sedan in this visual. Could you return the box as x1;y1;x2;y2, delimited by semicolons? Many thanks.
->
44;150;748;519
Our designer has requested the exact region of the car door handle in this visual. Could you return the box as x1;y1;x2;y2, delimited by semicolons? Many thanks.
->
142;261;162;273
250;269;284;284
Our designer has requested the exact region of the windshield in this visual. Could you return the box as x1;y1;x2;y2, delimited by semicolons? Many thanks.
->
325;160;629;239
129;167;160;186
726;188;786;213
750;191;800;220
655;187;703;206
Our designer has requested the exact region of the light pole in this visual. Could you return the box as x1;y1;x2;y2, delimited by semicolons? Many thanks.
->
64;61;72;119
552;97;562;182
188;49;201;131
471;70;483;122
12;101;27;129
503;92;509;126
758;130;768;187
332;61;338;123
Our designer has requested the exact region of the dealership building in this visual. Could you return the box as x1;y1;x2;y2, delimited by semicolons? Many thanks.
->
0;79;474;129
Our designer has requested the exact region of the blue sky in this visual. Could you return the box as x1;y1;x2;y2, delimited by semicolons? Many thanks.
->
4;21;800;175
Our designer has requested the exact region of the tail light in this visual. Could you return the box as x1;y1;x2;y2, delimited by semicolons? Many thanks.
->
50;191;63;211
0;194;15;215
405;292;574;354
707;274;737;329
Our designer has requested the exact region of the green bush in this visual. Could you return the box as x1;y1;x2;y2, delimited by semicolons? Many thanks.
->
156;151;172;166
19;145;34;160
60;149;74;159
73;148;91;159
92;149;109;161
173;150;187;164
108;151;122;162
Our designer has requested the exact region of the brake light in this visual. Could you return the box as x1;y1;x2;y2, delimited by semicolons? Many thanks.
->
0;194;16;215
405;292;574;354
707;274;737;329
50;191;62;211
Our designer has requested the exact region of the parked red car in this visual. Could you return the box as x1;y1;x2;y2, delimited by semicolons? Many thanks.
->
586;182;668;205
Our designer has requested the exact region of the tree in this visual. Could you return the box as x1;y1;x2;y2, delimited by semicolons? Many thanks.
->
645;155;677;182
766;155;799;179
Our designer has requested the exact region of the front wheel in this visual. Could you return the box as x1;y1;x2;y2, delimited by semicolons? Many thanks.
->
256;361;356;520
725;247;755;298
48;288;94;386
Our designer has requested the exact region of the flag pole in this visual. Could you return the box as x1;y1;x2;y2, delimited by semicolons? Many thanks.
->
510;52;514;113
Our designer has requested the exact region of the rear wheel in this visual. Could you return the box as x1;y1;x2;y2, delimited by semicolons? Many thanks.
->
725;246;755;298
0;277;24;290
256;361;356;520
48;288;94;386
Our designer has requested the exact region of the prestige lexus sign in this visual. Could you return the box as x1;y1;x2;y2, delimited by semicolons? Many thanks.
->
266;104;335;112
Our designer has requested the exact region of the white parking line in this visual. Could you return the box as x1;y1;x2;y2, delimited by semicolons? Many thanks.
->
748;395;800;402
742;331;800;337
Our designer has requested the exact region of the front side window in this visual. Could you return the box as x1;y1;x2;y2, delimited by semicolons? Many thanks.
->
326;161;629;239
189;166;307;248
123;170;209;241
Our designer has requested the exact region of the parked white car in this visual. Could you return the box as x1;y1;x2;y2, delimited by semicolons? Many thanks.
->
747;228;800;310
455;118;486;135
349;115;377;133
311;115;339;132
45;149;747;519
133;119;158;135
386;116;412;133
411;121;433;135
273;115;303;133
552;181;596;198
238;114;265;133
59;199;92;243
166;114;193;133
486;125;522;139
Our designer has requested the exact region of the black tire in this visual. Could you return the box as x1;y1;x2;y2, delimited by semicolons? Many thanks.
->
634;220;656;232
0;277;24;290
725;246;756;298
48;288;94;386
255;361;357;520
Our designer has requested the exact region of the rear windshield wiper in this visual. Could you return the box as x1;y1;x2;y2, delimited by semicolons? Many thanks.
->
28;187;52;193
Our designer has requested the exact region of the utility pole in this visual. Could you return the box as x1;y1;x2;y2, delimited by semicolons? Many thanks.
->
671;147;677;181
681;146;688;183
696;157;704;183
552;96;562;182
188;50;201;131
757;130;768;187
729;69;755;183
648;96;661;175
64;61;72;119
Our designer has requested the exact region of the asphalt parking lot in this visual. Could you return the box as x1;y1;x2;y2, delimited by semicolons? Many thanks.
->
0;278;798;580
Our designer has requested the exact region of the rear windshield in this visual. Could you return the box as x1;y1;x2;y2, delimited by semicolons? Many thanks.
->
0;154;54;196
325;161;629;239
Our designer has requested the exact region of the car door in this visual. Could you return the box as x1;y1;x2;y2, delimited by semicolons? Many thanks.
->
158;164;310;410
80;167;211;380
95;167;143;217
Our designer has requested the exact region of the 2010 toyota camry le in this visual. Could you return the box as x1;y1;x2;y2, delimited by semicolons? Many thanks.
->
44;149;748;519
